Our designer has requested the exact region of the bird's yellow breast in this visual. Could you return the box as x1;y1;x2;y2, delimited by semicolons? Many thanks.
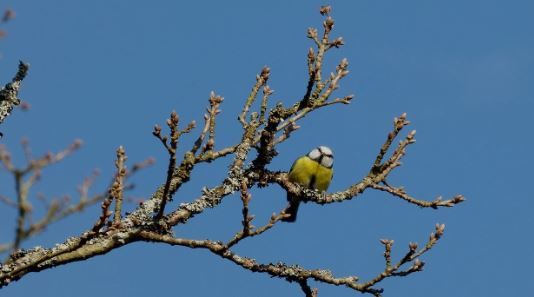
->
288;156;333;192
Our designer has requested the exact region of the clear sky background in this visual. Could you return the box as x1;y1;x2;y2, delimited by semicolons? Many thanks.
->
0;1;533;296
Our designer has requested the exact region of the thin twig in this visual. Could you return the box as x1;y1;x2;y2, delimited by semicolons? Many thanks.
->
371;184;465;208
239;67;270;126
112;146;127;225
154;111;180;221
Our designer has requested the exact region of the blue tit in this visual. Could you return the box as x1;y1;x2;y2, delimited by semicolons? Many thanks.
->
282;146;334;222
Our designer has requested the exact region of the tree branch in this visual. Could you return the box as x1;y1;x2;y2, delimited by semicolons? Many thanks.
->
0;6;464;297
0;61;29;137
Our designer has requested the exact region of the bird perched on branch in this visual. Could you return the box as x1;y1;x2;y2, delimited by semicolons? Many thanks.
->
282;146;334;222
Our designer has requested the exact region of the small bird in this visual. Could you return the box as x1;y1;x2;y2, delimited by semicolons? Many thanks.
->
282;146;334;222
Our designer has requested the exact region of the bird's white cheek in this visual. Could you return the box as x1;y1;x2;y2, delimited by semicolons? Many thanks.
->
322;156;333;168
308;149;321;160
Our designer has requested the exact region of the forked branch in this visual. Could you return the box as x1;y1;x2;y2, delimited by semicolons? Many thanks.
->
0;6;463;297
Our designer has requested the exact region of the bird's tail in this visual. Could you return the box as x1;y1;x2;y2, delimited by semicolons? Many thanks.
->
282;194;300;223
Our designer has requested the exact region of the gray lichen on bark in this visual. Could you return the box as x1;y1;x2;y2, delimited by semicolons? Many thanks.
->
0;61;29;135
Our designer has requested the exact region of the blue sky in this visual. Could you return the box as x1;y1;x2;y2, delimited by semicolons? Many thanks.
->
0;1;533;296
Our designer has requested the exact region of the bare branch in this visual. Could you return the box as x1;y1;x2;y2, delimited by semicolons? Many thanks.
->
138;232;384;295
0;61;29;136
5;140;81;253
360;224;446;292
0;6;463;296
155;111;180;221
0;146;152;255
259;85;273;125
273;121;300;145
204;92;223;153
112;146;127;225
371;183;465;208
316;94;354;107
239;67;270;126
91;194;113;235
227;207;287;248
270;112;464;213
0;144;15;171
0;195;16;207
372;113;410;171
299;280;319;297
